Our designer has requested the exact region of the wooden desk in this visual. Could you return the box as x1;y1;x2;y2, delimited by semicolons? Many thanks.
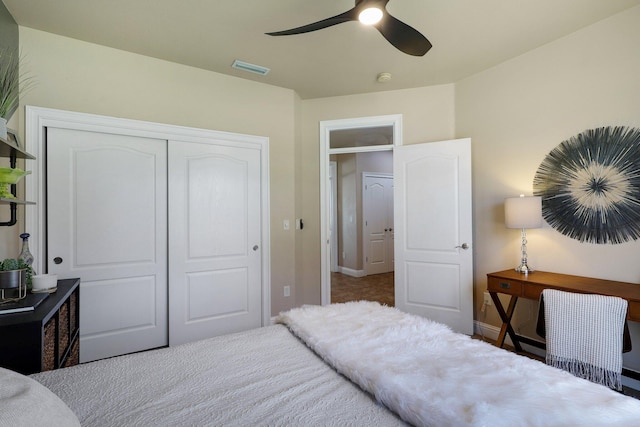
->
486;269;640;352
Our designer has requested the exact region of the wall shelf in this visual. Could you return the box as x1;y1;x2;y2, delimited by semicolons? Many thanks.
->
0;133;36;226
0;198;35;205
0;139;35;160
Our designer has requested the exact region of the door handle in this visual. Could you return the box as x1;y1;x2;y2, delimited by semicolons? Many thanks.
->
253;245;259;251
455;243;469;250
53;257;63;264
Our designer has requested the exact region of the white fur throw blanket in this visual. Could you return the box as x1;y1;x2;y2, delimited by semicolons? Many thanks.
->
277;301;640;427
543;289;627;390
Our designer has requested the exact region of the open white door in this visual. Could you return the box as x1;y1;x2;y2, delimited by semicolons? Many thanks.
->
394;138;473;335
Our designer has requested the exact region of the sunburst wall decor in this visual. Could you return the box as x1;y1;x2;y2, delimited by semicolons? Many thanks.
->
533;126;640;244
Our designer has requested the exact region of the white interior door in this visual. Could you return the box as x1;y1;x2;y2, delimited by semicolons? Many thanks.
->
47;127;168;362
364;174;394;275
168;140;262;346
394;138;473;335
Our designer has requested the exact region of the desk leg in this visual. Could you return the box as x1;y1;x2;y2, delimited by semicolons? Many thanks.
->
489;292;523;352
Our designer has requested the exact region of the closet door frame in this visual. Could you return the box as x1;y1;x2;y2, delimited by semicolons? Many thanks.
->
24;106;272;327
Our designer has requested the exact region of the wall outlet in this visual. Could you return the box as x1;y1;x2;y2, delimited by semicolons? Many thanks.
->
483;291;492;306
284;285;290;297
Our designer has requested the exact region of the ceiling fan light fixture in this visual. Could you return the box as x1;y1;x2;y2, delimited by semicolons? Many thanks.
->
358;7;383;25
266;0;432;56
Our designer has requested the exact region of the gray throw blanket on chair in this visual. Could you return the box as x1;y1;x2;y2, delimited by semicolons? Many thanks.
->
543;288;627;390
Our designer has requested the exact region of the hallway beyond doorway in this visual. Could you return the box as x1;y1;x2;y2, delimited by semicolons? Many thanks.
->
331;272;394;307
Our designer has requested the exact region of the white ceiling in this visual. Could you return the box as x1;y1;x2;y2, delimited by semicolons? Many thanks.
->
3;0;639;99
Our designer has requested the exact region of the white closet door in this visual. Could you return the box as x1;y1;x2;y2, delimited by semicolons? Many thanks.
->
47;127;168;362
168;140;262;346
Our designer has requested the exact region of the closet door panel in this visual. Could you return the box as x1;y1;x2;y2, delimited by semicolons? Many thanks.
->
188;156;247;257
168;140;262;345
47;127;168;363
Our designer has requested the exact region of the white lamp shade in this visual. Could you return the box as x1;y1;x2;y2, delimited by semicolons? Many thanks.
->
505;196;542;229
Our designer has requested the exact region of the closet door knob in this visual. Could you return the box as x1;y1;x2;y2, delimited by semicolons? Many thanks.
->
253;245;259;251
53;257;63;264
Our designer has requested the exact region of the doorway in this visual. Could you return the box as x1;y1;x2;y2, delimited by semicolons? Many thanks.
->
330;153;394;306
320;115;402;306
320;117;474;335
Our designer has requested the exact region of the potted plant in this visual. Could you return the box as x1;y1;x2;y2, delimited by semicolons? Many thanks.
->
0;258;32;292
0;47;33;140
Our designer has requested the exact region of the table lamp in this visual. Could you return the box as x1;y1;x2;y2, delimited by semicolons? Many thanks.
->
505;195;542;274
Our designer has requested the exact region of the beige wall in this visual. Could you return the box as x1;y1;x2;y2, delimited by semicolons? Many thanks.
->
15;28;298;315
297;85;456;305
456;5;640;371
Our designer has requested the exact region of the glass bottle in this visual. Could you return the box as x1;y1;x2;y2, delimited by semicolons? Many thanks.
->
18;232;34;267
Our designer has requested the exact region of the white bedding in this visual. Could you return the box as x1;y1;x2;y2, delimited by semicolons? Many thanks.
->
0;367;80;427
277;302;640;427
28;301;640;426
31;324;404;426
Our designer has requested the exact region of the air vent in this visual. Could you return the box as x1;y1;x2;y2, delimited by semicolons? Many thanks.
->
231;60;270;76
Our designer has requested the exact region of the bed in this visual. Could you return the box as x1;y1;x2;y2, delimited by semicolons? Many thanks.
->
3;301;640;426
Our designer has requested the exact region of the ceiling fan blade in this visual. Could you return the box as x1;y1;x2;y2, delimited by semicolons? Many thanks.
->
266;8;358;36
374;13;432;56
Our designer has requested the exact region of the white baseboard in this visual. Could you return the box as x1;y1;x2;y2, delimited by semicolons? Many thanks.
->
473;321;543;358
338;267;365;277
623;375;640;391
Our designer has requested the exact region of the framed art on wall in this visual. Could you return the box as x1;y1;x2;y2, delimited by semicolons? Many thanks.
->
533;126;640;244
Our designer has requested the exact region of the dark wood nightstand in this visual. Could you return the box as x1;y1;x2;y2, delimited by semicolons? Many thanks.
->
0;278;80;375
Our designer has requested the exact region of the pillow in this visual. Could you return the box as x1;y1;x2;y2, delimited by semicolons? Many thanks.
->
0;367;80;427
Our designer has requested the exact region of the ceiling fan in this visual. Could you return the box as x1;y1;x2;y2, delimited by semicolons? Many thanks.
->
266;0;432;57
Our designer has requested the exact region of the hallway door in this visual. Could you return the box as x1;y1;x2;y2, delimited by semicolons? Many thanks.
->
363;173;394;275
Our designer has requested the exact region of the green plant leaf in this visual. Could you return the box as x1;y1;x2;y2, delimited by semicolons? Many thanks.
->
0;48;34;120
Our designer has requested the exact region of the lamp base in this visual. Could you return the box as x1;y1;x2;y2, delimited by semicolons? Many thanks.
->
515;264;534;274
